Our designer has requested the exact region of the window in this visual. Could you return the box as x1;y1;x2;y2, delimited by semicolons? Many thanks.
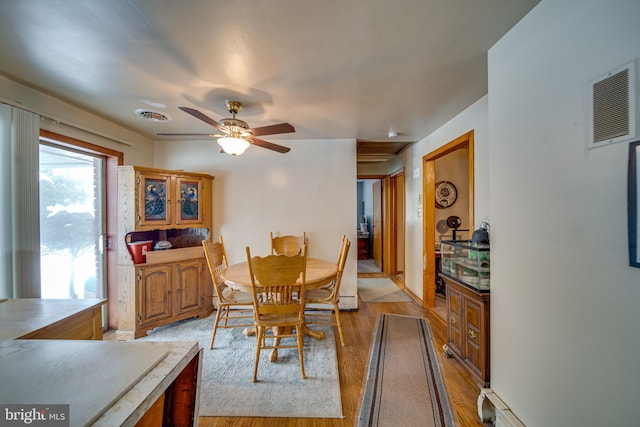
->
39;143;105;299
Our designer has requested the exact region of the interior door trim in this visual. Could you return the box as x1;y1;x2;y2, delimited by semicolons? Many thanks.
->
358;174;387;273
39;129;123;328
422;130;474;308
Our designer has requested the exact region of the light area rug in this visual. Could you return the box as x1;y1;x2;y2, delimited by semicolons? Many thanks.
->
139;315;343;418
358;278;413;302
358;313;454;427
358;259;381;273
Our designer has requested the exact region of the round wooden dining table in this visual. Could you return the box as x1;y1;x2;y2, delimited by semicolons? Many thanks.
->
221;257;337;358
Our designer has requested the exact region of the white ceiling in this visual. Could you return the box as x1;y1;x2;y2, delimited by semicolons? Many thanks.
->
0;0;538;154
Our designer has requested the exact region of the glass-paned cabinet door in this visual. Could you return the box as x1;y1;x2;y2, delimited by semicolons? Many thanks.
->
138;173;172;226
175;177;203;225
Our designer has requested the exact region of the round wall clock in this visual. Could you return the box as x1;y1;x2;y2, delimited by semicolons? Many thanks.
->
435;181;457;209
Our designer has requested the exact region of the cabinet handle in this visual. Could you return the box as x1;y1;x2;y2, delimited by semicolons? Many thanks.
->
467;329;477;339
451;317;457;325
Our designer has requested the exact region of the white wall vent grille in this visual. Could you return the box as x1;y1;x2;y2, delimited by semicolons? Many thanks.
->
588;61;637;149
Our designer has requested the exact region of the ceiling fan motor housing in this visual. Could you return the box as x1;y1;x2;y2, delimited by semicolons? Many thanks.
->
220;118;250;136
225;100;243;114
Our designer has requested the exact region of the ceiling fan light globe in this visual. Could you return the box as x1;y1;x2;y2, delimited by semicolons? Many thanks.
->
217;137;250;156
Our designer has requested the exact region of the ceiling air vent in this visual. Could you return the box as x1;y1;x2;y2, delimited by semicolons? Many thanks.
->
135;109;171;122
588;61;636;149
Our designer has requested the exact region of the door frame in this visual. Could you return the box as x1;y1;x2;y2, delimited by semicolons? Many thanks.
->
422;130;474;308
389;168;405;275
357;175;387;273
40;129;123;328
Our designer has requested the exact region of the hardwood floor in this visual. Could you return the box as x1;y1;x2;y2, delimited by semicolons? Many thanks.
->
197;274;485;427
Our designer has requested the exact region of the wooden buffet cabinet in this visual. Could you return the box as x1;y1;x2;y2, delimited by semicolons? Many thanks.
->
116;166;215;339
441;274;490;387
357;236;370;259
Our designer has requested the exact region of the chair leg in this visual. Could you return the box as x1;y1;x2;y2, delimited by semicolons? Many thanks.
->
333;302;345;346
296;324;306;379
269;326;285;362
210;306;225;349
253;326;263;383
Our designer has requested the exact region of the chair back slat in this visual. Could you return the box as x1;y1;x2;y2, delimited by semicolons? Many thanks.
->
270;232;306;256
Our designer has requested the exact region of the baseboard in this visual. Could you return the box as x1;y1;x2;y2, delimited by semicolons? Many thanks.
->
338;295;357;310
477;389;526;427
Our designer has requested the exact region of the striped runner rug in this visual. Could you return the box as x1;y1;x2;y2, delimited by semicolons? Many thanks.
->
358;313;454;427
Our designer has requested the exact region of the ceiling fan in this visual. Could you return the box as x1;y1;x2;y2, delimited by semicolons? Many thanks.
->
157;100;295;155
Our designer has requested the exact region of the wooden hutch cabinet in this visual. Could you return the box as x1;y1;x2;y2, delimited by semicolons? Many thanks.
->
116;166;215;339
439;239;491;387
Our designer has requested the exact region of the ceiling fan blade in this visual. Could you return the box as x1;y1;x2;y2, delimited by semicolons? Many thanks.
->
156;133;217;136
248;122;295;136
178;107;223;130
250;137;291;153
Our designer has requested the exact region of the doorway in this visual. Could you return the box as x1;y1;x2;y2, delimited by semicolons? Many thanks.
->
422;130;474;310
39;143;106;300
357;170;405;279
357;178;383;274
39;130;123;328
390;170;405;278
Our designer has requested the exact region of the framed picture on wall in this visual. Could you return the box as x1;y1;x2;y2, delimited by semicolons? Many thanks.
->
628;140;640;268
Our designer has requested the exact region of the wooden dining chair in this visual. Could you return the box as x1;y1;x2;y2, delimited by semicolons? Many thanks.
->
202;237;254;350
270;231;306;256
246;245;307;382
304;235;350;346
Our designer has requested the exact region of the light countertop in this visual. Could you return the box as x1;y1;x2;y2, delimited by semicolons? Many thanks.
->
0;339;201;427
0;298;106;340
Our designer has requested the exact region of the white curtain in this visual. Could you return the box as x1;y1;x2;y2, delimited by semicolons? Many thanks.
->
0;103;41;298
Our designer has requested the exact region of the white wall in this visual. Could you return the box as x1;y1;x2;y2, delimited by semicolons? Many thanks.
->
402;96;490;299
154;138;359;309
488;1;640;425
